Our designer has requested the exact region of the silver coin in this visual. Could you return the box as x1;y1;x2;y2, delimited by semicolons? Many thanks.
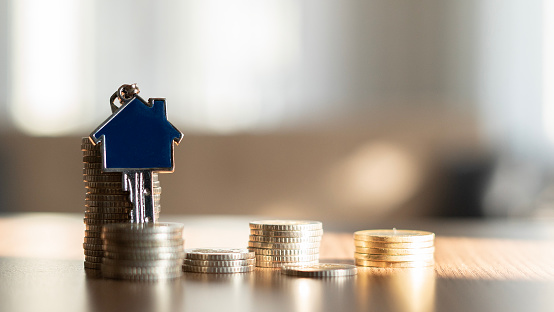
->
102;258;183;267
185;248;255;260
250;229;324;238
183;259;255;267
103;238;184;248
102;245;184;254
104;251;185;261
249;235;321;243
101;232;182;242
249;247;319;256
255;254;319;263
281;263;358;277
249;220;322;231
102;269;182;281
248;241;320;250
102;222;184;234
182;264;255;274
256;260;319;268
101;263;183;275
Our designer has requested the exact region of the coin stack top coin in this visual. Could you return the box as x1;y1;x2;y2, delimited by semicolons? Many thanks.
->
183;248;255;273
82;137;163;275
249;220;323;268
353;229;435;268
281;263;358;277
101;222;185;281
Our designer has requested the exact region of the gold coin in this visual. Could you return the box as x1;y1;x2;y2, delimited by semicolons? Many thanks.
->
83;175;122;183
84;250;104;257
85;206;131;214
84;261;102;269
354;229;434;243
355;246;435;255
355;258;434;268
354;239;434;249
85;256;103;263
85;201;132;208
84;212;130;220
354;253;434;262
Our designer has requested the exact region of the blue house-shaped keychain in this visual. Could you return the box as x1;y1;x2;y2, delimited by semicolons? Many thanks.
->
90;84;182;223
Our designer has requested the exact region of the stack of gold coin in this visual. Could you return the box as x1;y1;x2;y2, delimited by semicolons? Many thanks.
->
183;248;255;273
81;137;162;274
248;220;323;268
353;229;435;268
101;223;185;281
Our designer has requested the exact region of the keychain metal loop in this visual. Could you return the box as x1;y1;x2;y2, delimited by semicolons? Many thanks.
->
110;84;140;113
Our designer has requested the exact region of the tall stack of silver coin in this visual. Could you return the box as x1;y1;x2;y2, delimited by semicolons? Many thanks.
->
183;248;256;273
101;223;185;281
81;137;162;274
248;220;323;268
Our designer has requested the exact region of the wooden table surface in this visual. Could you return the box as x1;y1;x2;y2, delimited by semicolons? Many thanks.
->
1;213;554;312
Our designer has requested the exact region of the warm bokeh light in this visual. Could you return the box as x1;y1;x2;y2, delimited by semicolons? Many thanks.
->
328;141;421;213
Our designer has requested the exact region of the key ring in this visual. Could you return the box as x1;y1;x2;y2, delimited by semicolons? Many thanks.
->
109;84;140;113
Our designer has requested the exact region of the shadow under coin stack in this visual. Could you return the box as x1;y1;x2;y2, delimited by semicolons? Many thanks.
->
101;223;185;281
248;220;323;268
183;248;255;273
354;229;435;268
81;137;162;275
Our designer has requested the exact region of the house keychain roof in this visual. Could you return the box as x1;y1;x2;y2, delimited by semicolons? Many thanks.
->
90;89;183;172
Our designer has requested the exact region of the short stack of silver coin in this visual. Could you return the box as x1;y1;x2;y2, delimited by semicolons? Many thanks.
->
281;263;358;277
101;223;185;281
248;220;323;268
183;248;256;273
82;137;162;274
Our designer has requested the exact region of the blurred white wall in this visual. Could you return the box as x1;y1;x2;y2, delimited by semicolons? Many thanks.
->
0;0;545;141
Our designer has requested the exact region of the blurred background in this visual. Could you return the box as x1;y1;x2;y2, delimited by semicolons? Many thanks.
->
0;0;553;221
